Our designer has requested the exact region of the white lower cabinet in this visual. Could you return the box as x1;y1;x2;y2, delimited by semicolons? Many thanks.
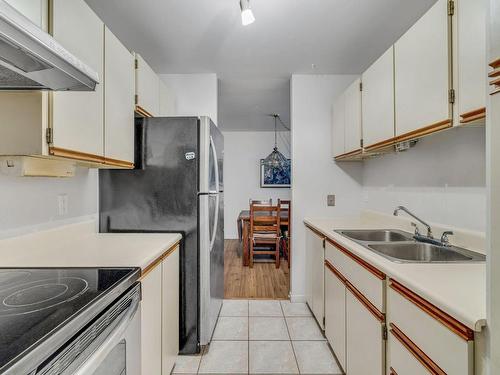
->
306;226;325;329
141;265;162;375
346;287;385;375
141;245;180;375
324;263;346;371
388;330;429;375
162;247;180;374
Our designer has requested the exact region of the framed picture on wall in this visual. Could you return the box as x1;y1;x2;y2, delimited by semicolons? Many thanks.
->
260;159;291;188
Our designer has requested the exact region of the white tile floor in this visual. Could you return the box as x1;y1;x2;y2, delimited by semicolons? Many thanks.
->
172;300;343;375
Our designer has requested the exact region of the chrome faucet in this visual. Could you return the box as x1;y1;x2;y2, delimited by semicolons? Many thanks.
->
393;206;433;238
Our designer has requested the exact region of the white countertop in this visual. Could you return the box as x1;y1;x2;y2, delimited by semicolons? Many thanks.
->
0;220;182;271
304;212;486;332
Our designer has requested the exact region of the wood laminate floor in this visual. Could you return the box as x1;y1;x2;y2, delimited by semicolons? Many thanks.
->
224;239;290;299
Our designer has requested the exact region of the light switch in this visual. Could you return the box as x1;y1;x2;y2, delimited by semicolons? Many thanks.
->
327;195;336;207
57;194;68;216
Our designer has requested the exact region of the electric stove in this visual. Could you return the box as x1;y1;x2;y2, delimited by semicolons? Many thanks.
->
0;267;140;375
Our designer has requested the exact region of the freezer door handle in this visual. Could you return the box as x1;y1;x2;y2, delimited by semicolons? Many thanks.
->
209;136;220;253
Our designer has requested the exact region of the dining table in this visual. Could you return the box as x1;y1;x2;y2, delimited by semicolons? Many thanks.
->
237;209;289;266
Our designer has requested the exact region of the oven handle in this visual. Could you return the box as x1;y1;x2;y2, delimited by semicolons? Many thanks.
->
71;296;140;375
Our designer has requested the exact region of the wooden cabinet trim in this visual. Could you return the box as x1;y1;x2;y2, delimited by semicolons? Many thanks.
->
346;280;385;323
389;279;474;341
305;224;326;240
334;148;363;161
366;119;452;152
459;107;486;124
390;323;446;375
140;241;180;280
389;367;398;375
325;259;384;323
104;157;134;169
326;237;386;280
49;146;134;168
49;146;105;164
325;259;347;283
135;105;153;118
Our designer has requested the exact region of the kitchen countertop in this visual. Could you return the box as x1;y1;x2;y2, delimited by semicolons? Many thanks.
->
304;212;486;332
0;220;182;271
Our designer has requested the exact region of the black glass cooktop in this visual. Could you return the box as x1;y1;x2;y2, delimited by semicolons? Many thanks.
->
0;267;140;375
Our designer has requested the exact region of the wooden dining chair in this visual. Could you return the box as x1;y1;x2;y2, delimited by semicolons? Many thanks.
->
249;198;272;206
278;199;291;267
249;203;281;268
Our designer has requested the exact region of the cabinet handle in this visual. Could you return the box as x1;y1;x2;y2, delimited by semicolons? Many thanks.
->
346;280;384;323
389;367;398;375
389;323;446;375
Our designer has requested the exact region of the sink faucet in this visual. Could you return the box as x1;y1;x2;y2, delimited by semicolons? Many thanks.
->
393;206;433;238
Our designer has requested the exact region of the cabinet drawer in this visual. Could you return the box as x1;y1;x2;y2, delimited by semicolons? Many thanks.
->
388;280;474;375
388;325;436;375
325;238;385;312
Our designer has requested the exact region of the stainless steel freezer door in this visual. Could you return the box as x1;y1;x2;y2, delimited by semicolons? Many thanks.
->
198;193;224;346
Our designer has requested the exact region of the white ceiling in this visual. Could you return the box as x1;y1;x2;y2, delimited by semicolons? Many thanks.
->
85;0;436;131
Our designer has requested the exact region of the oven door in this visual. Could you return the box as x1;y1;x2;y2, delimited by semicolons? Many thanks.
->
37;284;141;375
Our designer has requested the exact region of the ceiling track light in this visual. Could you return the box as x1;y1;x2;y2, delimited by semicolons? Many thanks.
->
240;0;255;26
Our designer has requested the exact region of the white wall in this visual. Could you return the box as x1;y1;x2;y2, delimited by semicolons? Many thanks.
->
223;130;291;239
0;168;98;237
290;74;363;301
159;74;218;124
362;126;486;232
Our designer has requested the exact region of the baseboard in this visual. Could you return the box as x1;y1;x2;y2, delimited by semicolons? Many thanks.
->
289;294;306;303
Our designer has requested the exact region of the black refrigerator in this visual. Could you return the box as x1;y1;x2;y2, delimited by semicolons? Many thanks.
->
99;116;224;354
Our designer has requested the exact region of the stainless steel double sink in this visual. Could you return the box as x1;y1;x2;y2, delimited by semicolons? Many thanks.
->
335;229;485;263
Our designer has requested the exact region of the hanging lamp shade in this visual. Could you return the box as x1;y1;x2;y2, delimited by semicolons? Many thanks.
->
263;114;289;169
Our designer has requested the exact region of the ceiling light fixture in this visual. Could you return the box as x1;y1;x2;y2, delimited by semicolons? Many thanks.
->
240;0;255;26
263;114;289;169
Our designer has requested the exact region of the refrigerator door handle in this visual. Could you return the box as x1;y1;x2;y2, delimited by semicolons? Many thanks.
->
209;136;220;253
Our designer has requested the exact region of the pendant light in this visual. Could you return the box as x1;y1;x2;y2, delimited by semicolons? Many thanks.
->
263;114;289;169
240;0;255;26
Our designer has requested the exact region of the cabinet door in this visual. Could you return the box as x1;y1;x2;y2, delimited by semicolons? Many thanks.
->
162;248;180;374
141;266;163;375
394;0;450;136
104;27;135;164
4;0;47;28
159;79;176;116
362;47;395;148
457;0;487;122
135;54;160;117
324;266;346;371
346;289;384;375
311;233;325;329
331;93;345;157
305;228;314;308
344;78;362;153
51;0;104;157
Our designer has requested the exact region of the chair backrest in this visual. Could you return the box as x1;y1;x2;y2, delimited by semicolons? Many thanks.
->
250;203;281;237
249;198;272;206
278;199;291;232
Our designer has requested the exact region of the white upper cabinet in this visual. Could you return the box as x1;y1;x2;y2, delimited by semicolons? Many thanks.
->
159;79;176;116
362;47;395;148
344;78;362;153
332;93;346;158
4;0;47;28
456;0;487;123
104;27;135;165
51;0;104;157
135;54;160;117
394;0;451;136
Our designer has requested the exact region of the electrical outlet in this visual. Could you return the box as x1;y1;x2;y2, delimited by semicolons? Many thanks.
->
327;195;336;207
57;194;68;216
